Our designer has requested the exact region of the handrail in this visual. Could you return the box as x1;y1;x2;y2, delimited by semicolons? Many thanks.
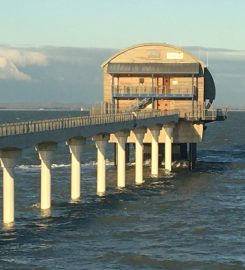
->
184;108;228;121
113;85;194;95
0;110;179;137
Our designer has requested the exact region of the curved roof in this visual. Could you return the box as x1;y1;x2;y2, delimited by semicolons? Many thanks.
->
101;42;206;67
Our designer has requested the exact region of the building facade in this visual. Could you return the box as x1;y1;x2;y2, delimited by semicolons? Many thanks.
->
101;43;225;167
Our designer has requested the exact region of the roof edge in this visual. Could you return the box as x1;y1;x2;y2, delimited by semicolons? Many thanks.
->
101;42;206;68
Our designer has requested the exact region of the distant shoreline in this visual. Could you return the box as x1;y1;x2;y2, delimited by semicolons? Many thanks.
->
227;109;245;112
0;109;87;111
0;108;244;112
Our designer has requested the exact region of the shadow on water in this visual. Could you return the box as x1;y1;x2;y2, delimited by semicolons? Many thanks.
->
196;161;232;174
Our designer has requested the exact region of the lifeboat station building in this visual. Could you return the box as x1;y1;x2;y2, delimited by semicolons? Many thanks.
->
101;43;226;168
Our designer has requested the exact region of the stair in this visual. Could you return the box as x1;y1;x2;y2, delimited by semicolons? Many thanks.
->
128;98;152;112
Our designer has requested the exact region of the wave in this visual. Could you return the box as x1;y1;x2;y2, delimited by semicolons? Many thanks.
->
172;160;189;168
16;159;115;171
6;160;192;172
100;252;244;270
82;159;114;167
10;147;245;173
17;164;70;170
126;159;189;169
198;148;245;163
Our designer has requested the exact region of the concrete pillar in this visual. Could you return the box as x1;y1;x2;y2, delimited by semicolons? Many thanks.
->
125;143;130;163
189;143;197;170
114;131;130;188
180;143;188;159
67;137;85;202
0;149;21;226
149;125;162;178
92;134;109;196
113;143;117;167
133;128;146;185
163;124;174;172
36;142;57;210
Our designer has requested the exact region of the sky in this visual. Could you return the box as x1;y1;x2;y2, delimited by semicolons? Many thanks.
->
1;0;245;50
0;0;245;108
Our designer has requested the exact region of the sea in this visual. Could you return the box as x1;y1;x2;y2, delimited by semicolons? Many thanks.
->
0;110;244;270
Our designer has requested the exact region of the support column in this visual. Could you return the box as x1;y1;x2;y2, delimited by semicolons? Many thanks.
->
163;124;174;172
115;131;129;188
0;149;21;226
125;143;130;163
180;143;188;159
133;128;146;185
189;143;197;170
149;125;162;178
92;134;109;196
36;142;57;210
67;137;85;202
113;143;117;166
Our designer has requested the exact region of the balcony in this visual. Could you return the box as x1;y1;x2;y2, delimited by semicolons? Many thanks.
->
112;85;195;99
184;108;228;122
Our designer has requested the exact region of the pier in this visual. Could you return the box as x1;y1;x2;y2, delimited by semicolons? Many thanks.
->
0;110;182;226
0;43;227;227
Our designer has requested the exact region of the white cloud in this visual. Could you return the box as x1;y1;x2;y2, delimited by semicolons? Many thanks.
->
0;48;48;80
0;56;31;80
194;48;245;61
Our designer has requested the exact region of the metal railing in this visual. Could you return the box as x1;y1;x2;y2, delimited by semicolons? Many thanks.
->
0;107;227;137
0;110;179;137
185;108;228;121
128;98;152;112
113;85;194;96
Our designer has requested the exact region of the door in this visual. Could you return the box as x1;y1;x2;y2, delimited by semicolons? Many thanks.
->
158;76;170;94
163;76;170;94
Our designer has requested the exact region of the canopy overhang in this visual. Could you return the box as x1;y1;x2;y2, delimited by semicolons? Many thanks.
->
108;63;202;76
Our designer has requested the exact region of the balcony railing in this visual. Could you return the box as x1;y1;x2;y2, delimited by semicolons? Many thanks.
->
112;85;195;98
185;108;228;121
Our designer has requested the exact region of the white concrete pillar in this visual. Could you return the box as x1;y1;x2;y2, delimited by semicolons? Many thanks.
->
115;131;129;188
92;134;109;196
133;128;146;185
163;124;174;172
36;143;57;210
67;137;85;202
0;149;21;226
149;125;162;178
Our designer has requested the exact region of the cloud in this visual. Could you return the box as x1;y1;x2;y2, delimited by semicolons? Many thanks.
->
188;47;245;61
0;48;48;80
0;57;31;80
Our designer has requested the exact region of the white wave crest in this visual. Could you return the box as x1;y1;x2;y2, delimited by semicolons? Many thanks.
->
16;160;115;170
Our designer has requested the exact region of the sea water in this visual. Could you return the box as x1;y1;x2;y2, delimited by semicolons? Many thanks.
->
0;111;244;270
